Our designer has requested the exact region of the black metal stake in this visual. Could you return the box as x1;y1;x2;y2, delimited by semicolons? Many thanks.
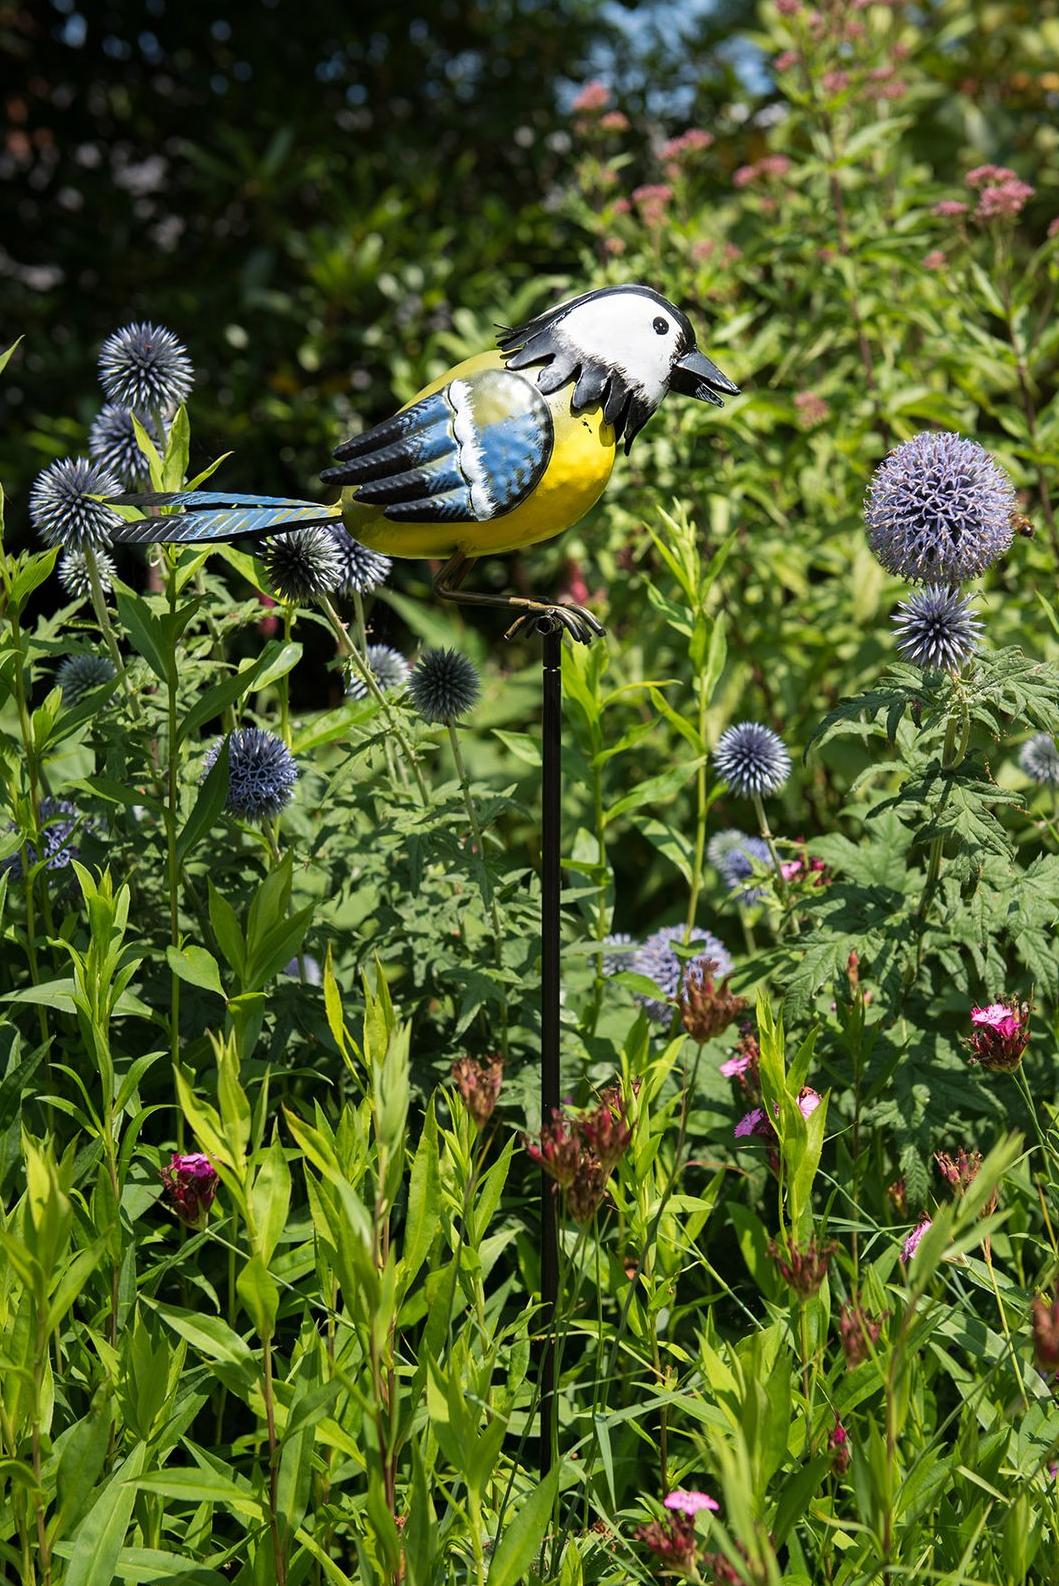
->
539;622;562;1476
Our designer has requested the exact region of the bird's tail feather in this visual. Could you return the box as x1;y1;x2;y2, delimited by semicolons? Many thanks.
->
107;491;342;545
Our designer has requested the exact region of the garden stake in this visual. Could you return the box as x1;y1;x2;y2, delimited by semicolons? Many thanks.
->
539;617;563;1476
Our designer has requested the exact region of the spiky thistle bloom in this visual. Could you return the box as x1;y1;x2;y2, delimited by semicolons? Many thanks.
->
58;545;117;598
56;653;117;703
29;457;122;550
98;321;193;411
865;432;1016;583
330;526;392;595
1019;733;1059;786
87;404;158;487
601;931;634;976
201;728;298;822
707;828;773;901
409;647;480;724
632;923;732;1023
160;1152;218;1227
713;722;791;799
1;797;80;880
893;585;982;671
261;527;343;603
346;644;411;701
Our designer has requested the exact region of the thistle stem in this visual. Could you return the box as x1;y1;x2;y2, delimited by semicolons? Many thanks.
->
752;792;799;935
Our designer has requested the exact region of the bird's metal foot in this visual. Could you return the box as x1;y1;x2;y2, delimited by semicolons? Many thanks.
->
504;603;606;645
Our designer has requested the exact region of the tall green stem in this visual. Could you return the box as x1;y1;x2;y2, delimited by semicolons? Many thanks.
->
685;679;711;935
752;792;799;936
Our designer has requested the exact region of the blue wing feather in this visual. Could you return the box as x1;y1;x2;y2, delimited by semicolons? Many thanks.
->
109;493;341;545
321;369;553;524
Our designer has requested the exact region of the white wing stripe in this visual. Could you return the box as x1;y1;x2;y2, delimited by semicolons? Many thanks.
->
449;378;497;519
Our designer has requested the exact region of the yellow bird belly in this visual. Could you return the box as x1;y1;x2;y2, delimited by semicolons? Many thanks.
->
340;350;616;560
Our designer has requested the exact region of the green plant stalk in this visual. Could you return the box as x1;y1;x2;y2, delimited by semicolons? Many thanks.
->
261;1336;288;1586
588;728;607;1035
164;554;182;1105
685;676;710;935
31;1305;51;1586
84;546;139;712
446;722;504;951
752;791;799;936
279;602;294;748
5;592;51;1039
318;594;430;803
912;709;963;974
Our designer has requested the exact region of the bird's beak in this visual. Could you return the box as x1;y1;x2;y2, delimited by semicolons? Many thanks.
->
669;348;740;407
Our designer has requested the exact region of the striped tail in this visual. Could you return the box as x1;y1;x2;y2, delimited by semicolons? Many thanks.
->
107;491;342;545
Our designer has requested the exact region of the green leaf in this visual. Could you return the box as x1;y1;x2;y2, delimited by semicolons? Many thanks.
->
237;1252;279;1340
63;1443;147;1586
150;1302;256;1374
166;946;226;999
177;743;229;865
486;1467;559;1586
114;587;172;685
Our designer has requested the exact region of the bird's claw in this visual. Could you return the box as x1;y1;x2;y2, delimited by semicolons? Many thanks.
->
504;603;606;645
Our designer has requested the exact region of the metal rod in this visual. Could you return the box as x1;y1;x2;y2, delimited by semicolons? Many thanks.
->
539;621;562;1476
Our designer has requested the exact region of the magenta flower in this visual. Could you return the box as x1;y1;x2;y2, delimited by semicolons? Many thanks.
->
969;1001;1030;1072
966;163;1018;189
720;1050;754;1079
664;1490;719;1516
571;80;610;114
660;128;713;163
160;1151;219;1227
976;179;1034;220
933;199;969;218
735;1106;770;1139
901;1217;932;1264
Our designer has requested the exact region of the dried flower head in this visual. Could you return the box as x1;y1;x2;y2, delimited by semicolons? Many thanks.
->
331;527;392;595
892;585;982;671
633;1510;698;1575
720;1023;760;1089
713;722;791;798
839;1301;886;1367
680;962;747;1043
1;797;81;881
769;1234;836;1299
261;527;343;603
934;1147;982;1193
88;403;159;487
451;1054;503;1130
56;652;117;703
708;829;773;901
525;1087;631;1223
58;545;117;599
968;1000;1030;1072
202;728;298;822
865;432;1016;583
29;457;123;550
1031;1288;1059;1375
98;321;193;411
160;1151;218;1227
409;648;481;724
632;924;733;1023
346;644;411;701
901;1217;932;1264
1019;733;1059;786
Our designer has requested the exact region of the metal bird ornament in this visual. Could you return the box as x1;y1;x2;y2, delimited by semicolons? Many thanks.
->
109;284;738;642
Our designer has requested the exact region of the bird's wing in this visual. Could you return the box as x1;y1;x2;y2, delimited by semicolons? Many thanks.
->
108;491;341;544
320;367;553;522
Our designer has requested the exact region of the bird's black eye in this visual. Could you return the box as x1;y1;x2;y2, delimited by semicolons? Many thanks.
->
653;316;669;335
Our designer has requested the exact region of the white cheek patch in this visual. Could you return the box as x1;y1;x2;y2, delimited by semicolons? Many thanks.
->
557;296;676;401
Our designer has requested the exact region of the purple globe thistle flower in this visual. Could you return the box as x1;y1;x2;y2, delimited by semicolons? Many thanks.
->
57;653;117;703
892;585;982;671
601;931;634;976
98;321;193;412
88;403;159;487
632;923;732;1023
160;1151;218;1227
29;457;122;550
865;432;1016;583
202;728;298;822
707;828;773;901
1;797;81;880
409;648;481;724
58;545;117;599
330;526;392;595
346;644;411;701
1019;733;1059;786
713;722;791;799
261;527;343;603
